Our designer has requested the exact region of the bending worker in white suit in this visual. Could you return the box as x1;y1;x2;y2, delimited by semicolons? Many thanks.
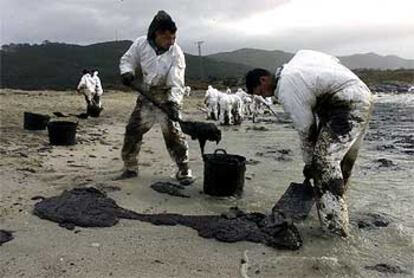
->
245;50;373;237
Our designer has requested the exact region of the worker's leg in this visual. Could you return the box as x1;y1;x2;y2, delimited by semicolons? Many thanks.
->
83;91;92;106
220;99;230;125
341;132;363;188
208;99;218;121
232;102;243;125
238;101;244;122
92;94;102;108
206;100;213;120
120;97;156;174
212;102;219;121
251;102;259;122
312;125;353;236
159;112;193;185
245;100;252;116
341;84;373;190
312;85;372;236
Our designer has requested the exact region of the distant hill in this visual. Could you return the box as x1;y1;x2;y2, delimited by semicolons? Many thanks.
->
1;41;252;90
1;41;131;90
1;41;413;90
208;48;293;72
208;48;414;70
338;53;414;70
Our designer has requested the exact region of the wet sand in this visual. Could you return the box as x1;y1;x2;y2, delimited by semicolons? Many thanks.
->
1;89;413;277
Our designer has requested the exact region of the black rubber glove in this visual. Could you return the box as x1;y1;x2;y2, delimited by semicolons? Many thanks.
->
303;164;315;181
121;72;135;86
163;101;181;122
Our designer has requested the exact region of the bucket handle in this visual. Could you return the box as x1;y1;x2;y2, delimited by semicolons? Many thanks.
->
214;149;227;155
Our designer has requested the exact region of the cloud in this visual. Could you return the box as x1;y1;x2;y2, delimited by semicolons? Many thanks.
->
1;0;413;58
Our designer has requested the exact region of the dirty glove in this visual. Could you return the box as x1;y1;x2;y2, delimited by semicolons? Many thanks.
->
303;164;315;181
163;101;181;122
121;72;135;86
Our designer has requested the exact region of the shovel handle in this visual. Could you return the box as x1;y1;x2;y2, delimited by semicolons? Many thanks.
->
129;82;181;123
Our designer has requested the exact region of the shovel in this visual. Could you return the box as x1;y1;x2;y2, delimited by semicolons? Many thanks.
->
272;179;315;221
129;83;221;154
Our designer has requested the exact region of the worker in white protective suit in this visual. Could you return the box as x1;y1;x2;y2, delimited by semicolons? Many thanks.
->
91;70;104;108
184;86;191;97
251;95;272;122
77;69;95;108
245;50;373;237
219;93;243;125
204;85;221;120
116;10;193;185
235;88;252;116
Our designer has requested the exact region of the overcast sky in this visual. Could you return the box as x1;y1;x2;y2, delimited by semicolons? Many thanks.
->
1;0;413;58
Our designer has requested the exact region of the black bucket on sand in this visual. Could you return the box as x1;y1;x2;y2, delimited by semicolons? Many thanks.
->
203;149;246;196
47;121;77;145
87;104;102;118
24;112;50;130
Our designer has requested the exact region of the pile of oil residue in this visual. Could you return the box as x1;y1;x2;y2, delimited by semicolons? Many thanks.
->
33;187;302;250
179;120;221;153
150;182;190;198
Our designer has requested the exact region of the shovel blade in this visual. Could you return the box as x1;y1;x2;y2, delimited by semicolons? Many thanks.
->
272;181;315;221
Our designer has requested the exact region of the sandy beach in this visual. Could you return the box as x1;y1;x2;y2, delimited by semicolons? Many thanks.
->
1;89;413;277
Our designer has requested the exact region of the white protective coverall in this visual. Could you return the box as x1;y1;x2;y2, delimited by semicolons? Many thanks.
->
235;88;252;116
119;34;189;174
275;50;373;236
77;73;95;106
219;93;243;125
204;85;221;120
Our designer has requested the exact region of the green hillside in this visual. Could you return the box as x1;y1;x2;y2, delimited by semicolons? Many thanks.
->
1;41;252;90
1;41;413;91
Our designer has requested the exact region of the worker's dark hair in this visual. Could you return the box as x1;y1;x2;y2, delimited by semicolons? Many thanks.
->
245;68;271;95
147;10;177;40
82;69;90;75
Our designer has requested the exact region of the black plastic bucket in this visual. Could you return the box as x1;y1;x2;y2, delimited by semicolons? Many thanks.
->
24;112;50;130
203;149;246;196
87;104;102;118
47;121;77;145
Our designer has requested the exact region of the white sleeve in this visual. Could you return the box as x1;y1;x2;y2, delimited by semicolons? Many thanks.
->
166;45;186;103
119;38;142;75
278;76;316;165
77;76;86;90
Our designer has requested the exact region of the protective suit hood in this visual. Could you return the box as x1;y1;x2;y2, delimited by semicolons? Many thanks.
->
146;11;176;55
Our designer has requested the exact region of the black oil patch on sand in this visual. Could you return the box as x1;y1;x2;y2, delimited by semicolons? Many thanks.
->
0;230;14;246
150;182;190;198
365;263;410;274
33;187;302;250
